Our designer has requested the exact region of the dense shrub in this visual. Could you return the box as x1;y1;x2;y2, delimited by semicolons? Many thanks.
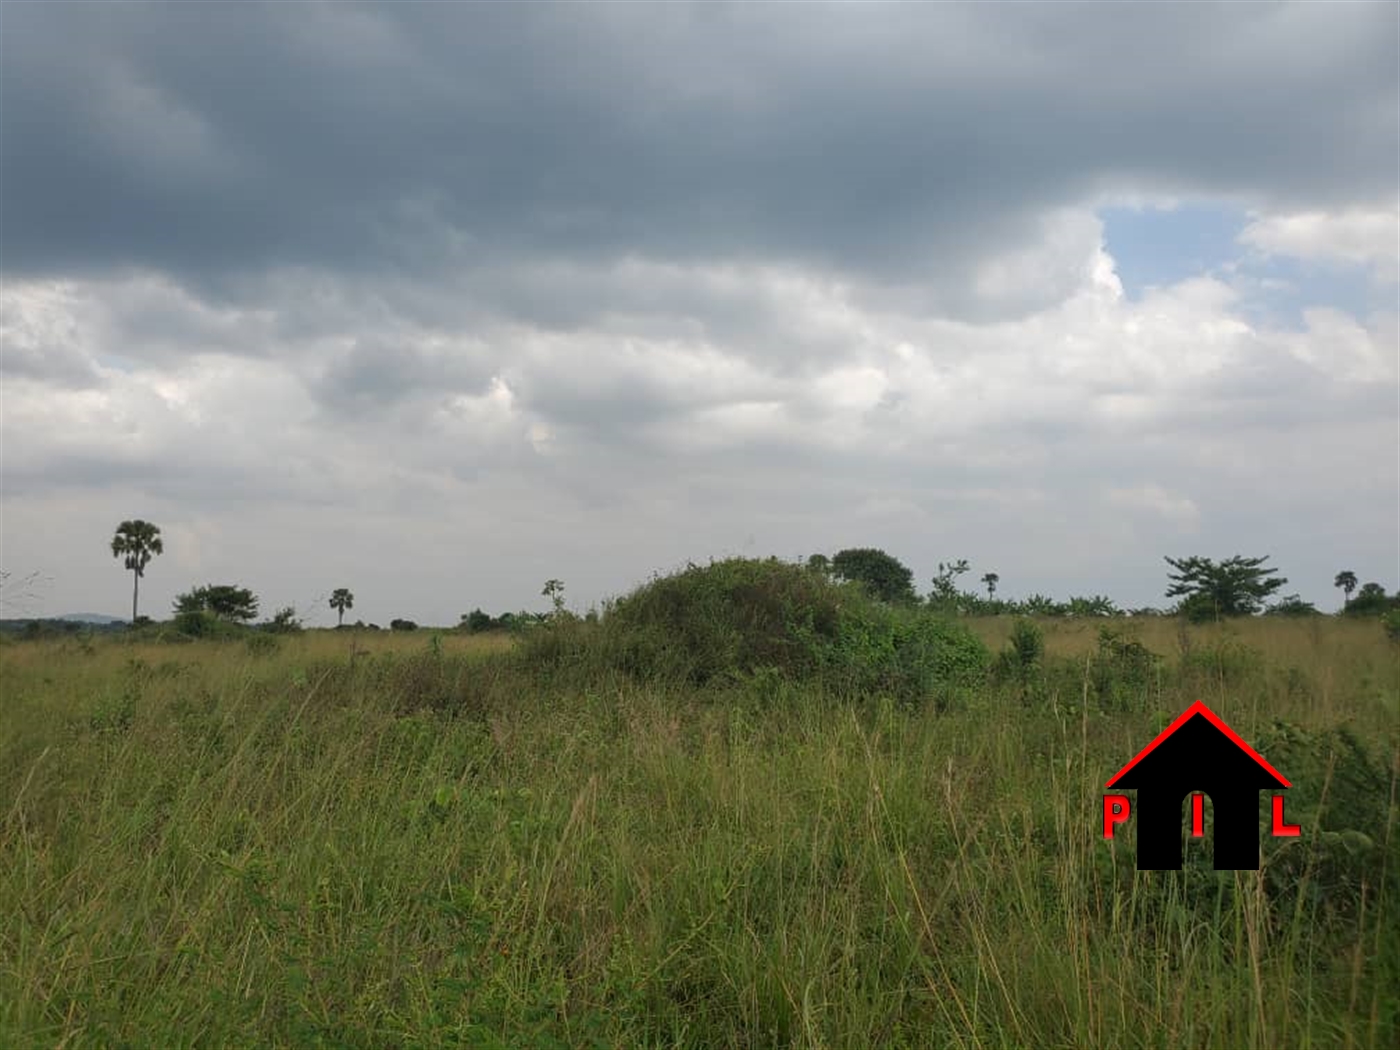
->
521;557;988;703
1252;721;1397;928
462;609;494;633
1342;582;1399;618
171;611;247;640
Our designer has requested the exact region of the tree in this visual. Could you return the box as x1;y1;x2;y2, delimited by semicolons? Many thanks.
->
462;609;493;633
981;572;999;600
542;579;566;616
111;520;163;623
831;548;917;604
174;584;259;622
929;559;971;611
1343;582;1399;617
805;554;832;577
265;607;303;633
330;588;354;627
1164;555;1287;622
1333;570;1358;609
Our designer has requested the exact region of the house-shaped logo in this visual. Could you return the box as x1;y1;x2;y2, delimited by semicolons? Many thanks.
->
1103;701;1300;870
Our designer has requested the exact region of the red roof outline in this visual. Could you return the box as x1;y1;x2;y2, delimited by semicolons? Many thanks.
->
1105;700;1291;789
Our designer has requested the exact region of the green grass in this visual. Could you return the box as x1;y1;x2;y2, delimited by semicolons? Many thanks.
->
1;619;1396;1048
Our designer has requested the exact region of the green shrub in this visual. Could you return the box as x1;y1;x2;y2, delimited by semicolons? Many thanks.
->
1342;582;1398;618
462;609;494;633
992;619;1045;702
1090;626;1161;710
263;607;303;634
1252;721;1397;927
171;610;246;640
1381;609;1400;642
521;557;988;703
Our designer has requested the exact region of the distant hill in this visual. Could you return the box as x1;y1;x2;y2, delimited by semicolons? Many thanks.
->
54;613;125;624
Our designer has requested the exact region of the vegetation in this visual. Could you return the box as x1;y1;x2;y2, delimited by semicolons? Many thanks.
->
109;520;163;623
1344;582;1400;618
928;558;971;613
1334;570;1358;609
461;608;496;633
1;605;1394;1049
1165;554;1288;623
521;558;988;705
174;584;260;623
830;547;918;605
330;588;354;627
263;607;304;634
0;533;1392;1044
1264;594;1320;617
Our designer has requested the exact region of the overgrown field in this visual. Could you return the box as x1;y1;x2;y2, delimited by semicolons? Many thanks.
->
2;584;1397;1047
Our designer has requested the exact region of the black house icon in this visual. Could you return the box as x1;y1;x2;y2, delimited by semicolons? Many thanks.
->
1106;701;1290;870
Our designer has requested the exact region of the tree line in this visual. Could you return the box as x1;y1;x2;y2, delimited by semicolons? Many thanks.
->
103;520;1400;633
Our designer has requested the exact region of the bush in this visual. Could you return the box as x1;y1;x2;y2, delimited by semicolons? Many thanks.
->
462;609;494;633
171;610;245;640
263;607;303;634
1343;583;1399;618
1265;594;1320;617
521;557;988;703
1251;721;1396;926
1089;626;1160;710
390;619;419;632
1382;609;1400;642
992;619;1044;701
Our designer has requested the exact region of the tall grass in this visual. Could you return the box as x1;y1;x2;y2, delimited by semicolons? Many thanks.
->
1;619;1396;1048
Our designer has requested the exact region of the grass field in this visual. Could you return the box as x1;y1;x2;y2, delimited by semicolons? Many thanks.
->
2;615;1396;1048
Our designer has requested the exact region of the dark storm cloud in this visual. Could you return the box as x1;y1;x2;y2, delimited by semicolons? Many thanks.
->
3;1;1395;298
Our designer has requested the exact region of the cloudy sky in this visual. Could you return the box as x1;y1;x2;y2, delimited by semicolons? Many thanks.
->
2;0;1397;625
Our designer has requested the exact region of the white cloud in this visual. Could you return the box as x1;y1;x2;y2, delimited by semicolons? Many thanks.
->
4;198;1393;620
1239;206;1400;282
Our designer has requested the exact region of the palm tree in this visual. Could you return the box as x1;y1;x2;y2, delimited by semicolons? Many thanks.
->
981;572;999;600
111;520;163;623
1334;571;1358;610
330;588;354;627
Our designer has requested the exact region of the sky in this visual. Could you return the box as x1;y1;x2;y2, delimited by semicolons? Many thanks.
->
1;0;1397;626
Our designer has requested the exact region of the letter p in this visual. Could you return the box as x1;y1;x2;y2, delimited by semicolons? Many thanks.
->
1103;794;1131;839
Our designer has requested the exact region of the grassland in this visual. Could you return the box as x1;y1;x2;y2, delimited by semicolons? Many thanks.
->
2;615;1396;1048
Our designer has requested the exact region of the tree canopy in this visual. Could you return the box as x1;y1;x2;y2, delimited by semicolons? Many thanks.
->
830;548;918;605
174;584;260;623
111;519;163;622
1165;555;1287;622
330;588;354;627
